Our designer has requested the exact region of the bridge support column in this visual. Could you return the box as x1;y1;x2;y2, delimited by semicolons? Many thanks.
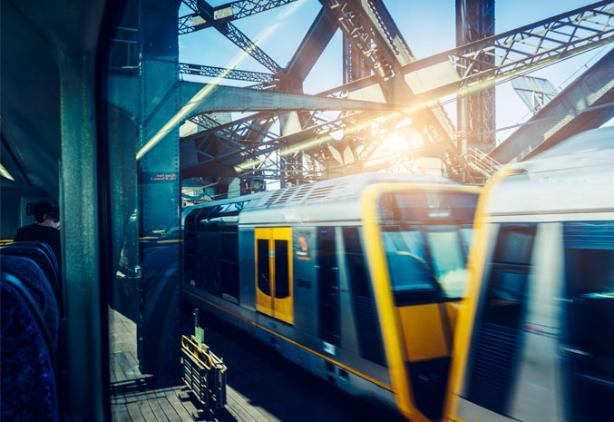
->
456;0;496;156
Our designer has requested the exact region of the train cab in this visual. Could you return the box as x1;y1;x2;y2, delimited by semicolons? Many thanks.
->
444;126;614;422
183;173;480;420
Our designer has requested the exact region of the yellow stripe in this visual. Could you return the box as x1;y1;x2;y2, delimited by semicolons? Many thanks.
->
443;169;513;420
361;184;420;421
184;290;393;392
361;183;478;422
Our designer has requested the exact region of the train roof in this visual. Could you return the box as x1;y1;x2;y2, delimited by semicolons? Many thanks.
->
183;172;465;226
487;126;614;218
239;172;460;225
244;172;452;210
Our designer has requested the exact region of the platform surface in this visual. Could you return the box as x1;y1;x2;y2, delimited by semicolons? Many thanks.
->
110;309;400;421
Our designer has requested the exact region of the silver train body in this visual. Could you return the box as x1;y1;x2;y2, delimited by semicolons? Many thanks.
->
183;173;480;420
446;126;614;422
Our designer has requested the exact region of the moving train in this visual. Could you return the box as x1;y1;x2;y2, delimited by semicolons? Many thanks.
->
445;126;614;421
183;173;479;421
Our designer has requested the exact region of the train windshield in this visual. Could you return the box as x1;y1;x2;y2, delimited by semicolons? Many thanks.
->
378;190;478;301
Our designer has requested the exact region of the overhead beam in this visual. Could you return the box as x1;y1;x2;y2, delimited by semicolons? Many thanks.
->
191;0;614;144
184;0;283;73
285;8;338;80
321;0;458;171
490;48;614;163
179;0;299;34
216;21;283;73
184;1;614;179
228;8;614;173
179;81;393;115
179;62;277;84
320;1;614;102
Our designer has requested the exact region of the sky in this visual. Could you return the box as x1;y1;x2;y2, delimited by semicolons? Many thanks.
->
178;0;612;146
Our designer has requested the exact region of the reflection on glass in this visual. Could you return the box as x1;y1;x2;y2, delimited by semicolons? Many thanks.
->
382;230;434;292
460;227;473;253
427;230;468;298
564;222;614;422
382;226;472;299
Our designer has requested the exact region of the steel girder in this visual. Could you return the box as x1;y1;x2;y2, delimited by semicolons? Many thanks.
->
320;0;459;175
315;1;614;103
179;0;299;34
182;0;614;182
178;80;391;114
179;62;277;84
456;0;496;152
189;1;614;178
490;48;614;163
285;7;338;81
179;0;291;193
182;0;283;73
180;4;340;185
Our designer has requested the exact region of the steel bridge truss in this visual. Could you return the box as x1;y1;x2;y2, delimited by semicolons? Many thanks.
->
179;0;300;34
179;62;277;84
179;0;614;189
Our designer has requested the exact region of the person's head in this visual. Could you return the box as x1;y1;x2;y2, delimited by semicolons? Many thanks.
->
33;201;60;229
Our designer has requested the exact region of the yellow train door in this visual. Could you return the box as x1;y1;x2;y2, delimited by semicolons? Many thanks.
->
254;227;294;325
255;228;273;316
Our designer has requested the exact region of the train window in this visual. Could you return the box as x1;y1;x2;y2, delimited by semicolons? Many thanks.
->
460;226;473;254
274;240;289;299
342;227;386;366
465;223;536;415
563;221;614;422
194;224;220;294
220;230;239;300
381;229;435;293
379;191;478;224
317;227;340;346
257;239;271;296
381;225;472;301
426;229;467;298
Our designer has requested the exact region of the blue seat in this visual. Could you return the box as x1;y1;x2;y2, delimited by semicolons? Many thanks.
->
1;255;59;351
1;273;59;421
1;241;60;300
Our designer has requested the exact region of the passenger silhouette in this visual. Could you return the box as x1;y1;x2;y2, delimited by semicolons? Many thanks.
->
14;201;61;263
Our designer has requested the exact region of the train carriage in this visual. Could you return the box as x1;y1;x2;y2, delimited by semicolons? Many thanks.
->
183;173;479;420
445;127;614;422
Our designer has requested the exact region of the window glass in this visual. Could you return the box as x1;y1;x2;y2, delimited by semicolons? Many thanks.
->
427;230;467;298
379;191;478;225
494;229;535;265
378;190;477;302
274;240;289;298
220;229;239;299
343;227;369;296
317;227;340;345
342;227;386;366
563;221;614;422
257;239;270;295
381;225;472;301
382;230;435;292
465;224;536;416
460;227;473;253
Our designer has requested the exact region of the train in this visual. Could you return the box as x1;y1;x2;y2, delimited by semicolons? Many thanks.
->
444;126;614;421
182;173;480;420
